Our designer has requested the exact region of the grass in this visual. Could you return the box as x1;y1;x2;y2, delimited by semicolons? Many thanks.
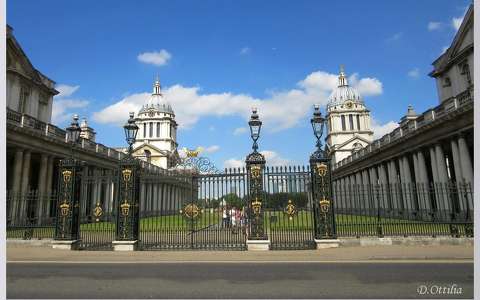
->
7;211;472;238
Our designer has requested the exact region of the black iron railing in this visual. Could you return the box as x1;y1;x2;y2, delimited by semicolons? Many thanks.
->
6;190;59;239
333;182;473;237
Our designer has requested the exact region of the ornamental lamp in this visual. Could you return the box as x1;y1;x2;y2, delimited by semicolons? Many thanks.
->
66;114;81;145
124;112;139;152
310;105;325;141
248;108;262;151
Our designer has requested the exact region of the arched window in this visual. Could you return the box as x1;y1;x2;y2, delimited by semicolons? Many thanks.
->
356;115;361;130
149;122;153;137
461;64;471;85
143;123;146;138
144;150;151;163
341;115;346;131
156;122;160;137
349;114;354;130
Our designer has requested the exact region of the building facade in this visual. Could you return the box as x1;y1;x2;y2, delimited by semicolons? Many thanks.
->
326;66;374;164
131;78;179;169
330;5;473;213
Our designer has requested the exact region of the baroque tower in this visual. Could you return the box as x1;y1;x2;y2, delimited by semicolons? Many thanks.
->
132;76;179;168
326;66;373;164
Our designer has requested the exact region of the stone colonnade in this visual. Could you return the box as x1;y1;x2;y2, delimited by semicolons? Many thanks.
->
333;132;473;216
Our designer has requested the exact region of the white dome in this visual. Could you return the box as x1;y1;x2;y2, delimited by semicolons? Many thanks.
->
327;66;363;108
138;77;174;115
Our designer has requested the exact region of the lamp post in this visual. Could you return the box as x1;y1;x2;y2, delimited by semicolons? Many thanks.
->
115;112;140;249
66;114;81;159
245;108;267;244
309;105;336;240
123;112;139;156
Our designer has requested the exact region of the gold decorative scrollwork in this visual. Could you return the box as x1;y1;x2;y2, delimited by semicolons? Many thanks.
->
60;201;70;216
62;170;72;184
315;163;328;177
93;203;103;222
319;197;330;213
251;197;262;216
181;203;201;219
284;199;297;220
250;165;262;179
120;200;130;217
122;169;132;183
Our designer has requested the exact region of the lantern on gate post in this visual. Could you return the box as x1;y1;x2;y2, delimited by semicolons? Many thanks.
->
309;105;336;239
245;108;267;241
115;112;141;247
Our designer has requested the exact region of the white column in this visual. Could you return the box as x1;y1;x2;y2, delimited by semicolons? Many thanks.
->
387;160;399;210
402;156;414;211
10;149;24;220
361;170;370;209
435;143;450;211
450;139;463;183
415;150;431;211
457;134;473;184
19;150;32;219
36;154;49;224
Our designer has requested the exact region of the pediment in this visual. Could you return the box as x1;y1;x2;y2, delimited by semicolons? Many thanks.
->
7;34;39;81
335;135;371;150
132;143;169;156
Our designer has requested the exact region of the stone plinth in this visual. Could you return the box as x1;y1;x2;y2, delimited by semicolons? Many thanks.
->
247;239;270;251
112;240;138;251
315;239;340;249
51;240;79;250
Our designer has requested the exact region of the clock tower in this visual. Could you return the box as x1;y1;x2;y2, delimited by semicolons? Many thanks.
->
325;66;374;164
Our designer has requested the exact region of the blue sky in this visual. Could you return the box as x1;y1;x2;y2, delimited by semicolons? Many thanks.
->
8;0;471;168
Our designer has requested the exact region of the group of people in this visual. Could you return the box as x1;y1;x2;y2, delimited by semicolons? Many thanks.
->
221;207;245;228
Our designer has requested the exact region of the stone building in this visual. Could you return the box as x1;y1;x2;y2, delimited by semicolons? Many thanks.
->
131;77;180;169
330;5;473;213
326;66;374;164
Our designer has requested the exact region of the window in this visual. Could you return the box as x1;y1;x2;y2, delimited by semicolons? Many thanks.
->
156;122;160;137
356;115;361;130
143;123;146;138
349;114;354;130
18;87;29;114
144;150;151;163
341;115;346;131
460;64;471;85
149;122;153;137
443;77;451;87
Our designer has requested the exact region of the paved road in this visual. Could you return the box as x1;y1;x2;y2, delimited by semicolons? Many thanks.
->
7;261;473;299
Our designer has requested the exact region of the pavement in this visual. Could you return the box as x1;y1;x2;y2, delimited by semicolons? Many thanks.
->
6;243;474;262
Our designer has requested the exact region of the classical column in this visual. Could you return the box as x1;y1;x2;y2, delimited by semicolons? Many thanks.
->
387;160;399;210
354;172;363;211
450;139;463;183
377;164;388;210
457;134;473;184
361;170;371;209
401;156;414;211
36;154;49;225
416;150;431;211
10;149;24;221
435;143;450;212
412;153;420;184
19;150;32;220
45;156;54;194
368;167;378;209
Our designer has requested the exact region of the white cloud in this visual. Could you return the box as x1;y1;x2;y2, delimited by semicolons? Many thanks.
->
452;6;468;31
407;68;420;79
371;118;399;139
260;150;290;166
348;73;383;96
386;32;403;42
428;21;442;31
240;47;251;55
52;84;89;124
56;84;80;98
203;145;220;154
224;158;244;169
233;127;248;135
137;50;172;66
92;69;384;132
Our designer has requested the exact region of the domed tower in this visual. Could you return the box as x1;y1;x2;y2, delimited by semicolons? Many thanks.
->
326;66;373;164
132;76;179;169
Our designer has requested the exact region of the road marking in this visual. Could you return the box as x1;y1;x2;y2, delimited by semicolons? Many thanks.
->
7;259;473;264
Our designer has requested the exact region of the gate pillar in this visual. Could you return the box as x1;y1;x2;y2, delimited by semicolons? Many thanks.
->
246;151;269;249
53;158;81;250
114;156;140;251
310;147;338;246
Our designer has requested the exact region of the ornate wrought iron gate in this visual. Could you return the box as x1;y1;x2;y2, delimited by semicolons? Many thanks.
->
138;168;248;250
264;166;316;250
77;168;118;250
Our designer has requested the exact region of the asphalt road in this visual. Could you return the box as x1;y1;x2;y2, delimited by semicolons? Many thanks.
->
7;261;473;299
